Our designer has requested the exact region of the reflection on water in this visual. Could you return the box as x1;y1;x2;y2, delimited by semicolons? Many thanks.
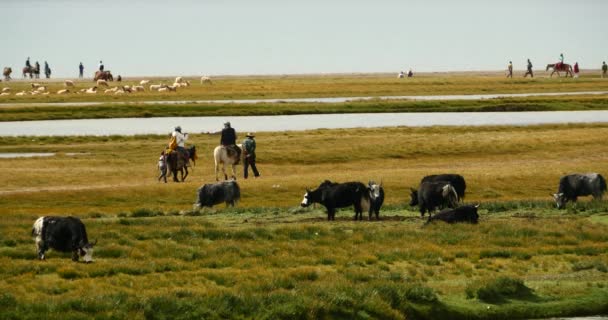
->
0;153;55;158
1;111;608;136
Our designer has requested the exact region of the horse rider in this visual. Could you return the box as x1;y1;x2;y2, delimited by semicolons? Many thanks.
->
524;59;533;78
558;53;564;69
220;121;241;161
99;60;104;72
602;61;607;78
168;126;190;166
25;57;31;69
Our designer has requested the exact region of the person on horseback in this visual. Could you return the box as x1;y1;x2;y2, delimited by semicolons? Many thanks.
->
169;126;190;167
557;53;564;69
99;61;104;72
25;57;31;69
220;121;241;161
524;59;533;78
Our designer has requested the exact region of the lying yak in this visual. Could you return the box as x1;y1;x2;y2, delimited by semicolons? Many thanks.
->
32;216;96;262
301;180;371;221
421;173;466;201
426;204;480;224
409;181;459;217
195;180;241;208
552;173;606;209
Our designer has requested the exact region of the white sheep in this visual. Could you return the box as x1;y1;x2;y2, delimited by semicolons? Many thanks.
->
114;90;125;95
104;89;114;94
132;85;145;92
15;91;27;96
42;92;50;95
97;79;109;87
140;80;150;86
200;76;212;84
36;86;46;92
64;80;75;87
158;87;168;92
167;85;178;92
31;83;41;88
183;81;190;87
57;89;69;94
175;76;183;84
0;92;10;96
1;87;9;93
149;84;163;91
85;86;98;94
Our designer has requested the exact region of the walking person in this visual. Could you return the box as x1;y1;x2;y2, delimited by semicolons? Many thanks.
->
242;132;260;179
602;61;607;78
573;62;580;78
79;62;84;78
507;61;513;78
524;59;533;78
44;61;51;79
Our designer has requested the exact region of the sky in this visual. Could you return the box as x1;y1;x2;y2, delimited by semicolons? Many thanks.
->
1;0;607;78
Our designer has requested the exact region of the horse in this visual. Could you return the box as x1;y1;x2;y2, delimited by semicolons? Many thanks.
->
546;63;573;78
22;65;39;79
213;144;242;181
94;71;113;81
166;145;197;182
2;67;11;81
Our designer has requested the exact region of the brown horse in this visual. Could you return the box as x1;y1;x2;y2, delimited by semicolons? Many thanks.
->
166;145;197;182
94;71;113;81
22;65;39;79
2;67;11;81
546;63;573;78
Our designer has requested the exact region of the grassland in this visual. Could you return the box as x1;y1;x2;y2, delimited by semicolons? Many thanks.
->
1;73;608;121
1;124;608;319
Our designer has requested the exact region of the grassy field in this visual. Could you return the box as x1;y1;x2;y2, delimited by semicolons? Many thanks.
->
1;124;608;319
1;73;608;121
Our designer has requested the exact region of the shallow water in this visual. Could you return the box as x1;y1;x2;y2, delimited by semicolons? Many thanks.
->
0;153;55;158
1;110;608;136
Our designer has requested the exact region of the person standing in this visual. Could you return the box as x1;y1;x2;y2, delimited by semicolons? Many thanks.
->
524;59;533;78
44;61;51;78
507;61;513;78
79;62;84;78
242;132;260;179
602;61;607;78
573;62;580;78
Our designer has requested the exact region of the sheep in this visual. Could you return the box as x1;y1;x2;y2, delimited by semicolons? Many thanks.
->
0;92;10;96
158;87;168;92
123;85;131;90
149;84;161;91
97;79;109;87
42;92;50;95
64;80;75;87
31;83;41;89
114;90;125;95
167;85;178;92
1;87;9;93
30;91;40;95
85;86;98;94
104;89;114;94
200;76;212;84
175;76;183;84
183;80;191;87
132;85;145;92
15;91;27;96
36;86;46;92
56;89;69;94
140;80;150;86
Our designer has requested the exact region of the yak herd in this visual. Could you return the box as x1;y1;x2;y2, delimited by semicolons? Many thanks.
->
32;172;606;262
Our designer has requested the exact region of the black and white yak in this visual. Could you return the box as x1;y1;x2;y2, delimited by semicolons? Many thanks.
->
301;180;371;221
32;216;96;262
421;174;466;202
552;173;606;209
409;181;459;217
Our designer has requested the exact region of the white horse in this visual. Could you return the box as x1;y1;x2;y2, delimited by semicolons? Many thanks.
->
213;144;242;181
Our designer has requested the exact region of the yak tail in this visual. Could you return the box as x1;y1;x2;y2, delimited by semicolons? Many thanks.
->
599;174;607;192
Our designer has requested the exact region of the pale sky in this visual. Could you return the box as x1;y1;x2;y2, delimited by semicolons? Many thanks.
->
1;0;607;78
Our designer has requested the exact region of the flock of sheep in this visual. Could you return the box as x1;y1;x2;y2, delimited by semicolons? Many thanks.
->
0;76;212;97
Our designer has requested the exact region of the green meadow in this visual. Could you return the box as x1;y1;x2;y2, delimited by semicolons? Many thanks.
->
1;123;608;319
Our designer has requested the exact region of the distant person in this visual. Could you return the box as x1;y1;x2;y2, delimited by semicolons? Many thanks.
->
602;61;607;78
44;61;51;78
25;57;31;68
34;61;40;73
98;60;104;72
507;61;513;78
117;75;122;82
220;121;241;160
242;132;260;179
398;71;404;78
573;62;580;78
558;53;564;68
524;59;533;78
407;69;413;77
79;62;84;78
168;126;190;166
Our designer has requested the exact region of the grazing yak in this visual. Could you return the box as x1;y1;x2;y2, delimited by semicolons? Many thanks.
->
32;216;96;262
421;174;466;201
409;181;459;217
301;180;371;221
553;173;606;209
368;181;385;220
195;180;241;208
426;204;480;224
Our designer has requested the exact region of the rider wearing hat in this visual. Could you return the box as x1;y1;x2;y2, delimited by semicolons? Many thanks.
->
169;126;189;165
242;132;260;179
220;121;241;161
25;57;31;69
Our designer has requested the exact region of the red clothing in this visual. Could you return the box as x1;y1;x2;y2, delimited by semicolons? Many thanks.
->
574;63;579;73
